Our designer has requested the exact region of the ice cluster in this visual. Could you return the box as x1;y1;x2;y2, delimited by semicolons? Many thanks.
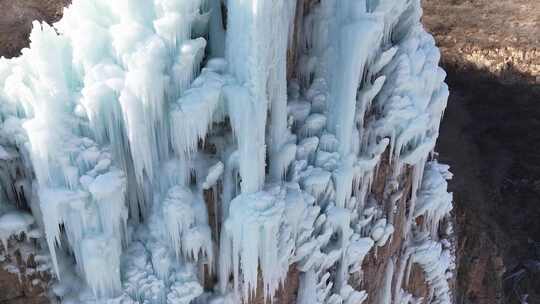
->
0;0;454;303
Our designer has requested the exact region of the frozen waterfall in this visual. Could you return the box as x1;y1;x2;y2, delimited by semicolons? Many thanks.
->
0;0;455;303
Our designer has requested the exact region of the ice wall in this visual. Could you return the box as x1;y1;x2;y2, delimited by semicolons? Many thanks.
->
0;0;454;303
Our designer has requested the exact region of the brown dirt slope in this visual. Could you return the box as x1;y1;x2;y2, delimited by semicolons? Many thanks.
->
424;0;540;303
0;0;70;58
423;0;540;84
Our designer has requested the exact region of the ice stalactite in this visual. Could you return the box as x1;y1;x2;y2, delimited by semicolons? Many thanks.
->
0;20;131;299
220;188;288;300
162;186;213;268
289;0;454;303
81;235;122;298
219;184;319;301
0;210;34;251
170;61;226;160
414;162;453;238
0;0;454;303
0;0;214;302
224;0;297;193
410;235;454;304
378;259;395;304
326;3;383;157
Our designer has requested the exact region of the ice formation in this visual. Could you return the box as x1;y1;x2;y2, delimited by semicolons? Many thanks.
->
0;0;455;303
0;210;34;250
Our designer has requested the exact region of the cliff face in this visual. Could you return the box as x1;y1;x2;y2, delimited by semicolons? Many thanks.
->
0;238;51;304
0;1;454;304
423;0;540;303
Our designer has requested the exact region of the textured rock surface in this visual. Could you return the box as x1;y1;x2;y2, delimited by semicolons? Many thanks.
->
0;238;51;304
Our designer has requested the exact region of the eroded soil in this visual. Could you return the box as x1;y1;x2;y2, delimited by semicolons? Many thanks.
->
424;0;540;303
0;0;69;59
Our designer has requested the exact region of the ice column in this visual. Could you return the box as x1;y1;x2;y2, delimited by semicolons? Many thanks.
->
326;1;383;156
224;0;296;192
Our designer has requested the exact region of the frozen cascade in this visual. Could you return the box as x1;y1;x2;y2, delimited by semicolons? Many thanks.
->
219;184;318;300
162;185;213;267
410;235;454;304
0;0;455;303
0;210;34;250
224;0;297;193
414;162;453;238
326;4;383;157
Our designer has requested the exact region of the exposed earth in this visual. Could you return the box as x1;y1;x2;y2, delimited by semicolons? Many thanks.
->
423;0;540;303
0;0;70;59
0;0;539;303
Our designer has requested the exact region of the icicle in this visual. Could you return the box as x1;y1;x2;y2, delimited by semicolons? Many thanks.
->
410;236;453;304
88;170;128;242
202;161;224;190
327;6;384;156
162;186;213;266
224;85;266;193
0;211;34;251
220;188;287;300
414;161;453;237
170;68;223;158
81;235;122;298
39;187;87;277
207;0;226;57
370;218;394;247
267;0;297;182
377;258;394;304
